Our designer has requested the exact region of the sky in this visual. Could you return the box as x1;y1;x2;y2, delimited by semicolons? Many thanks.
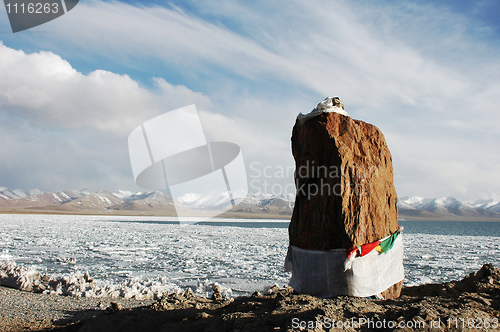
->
0;0;499;201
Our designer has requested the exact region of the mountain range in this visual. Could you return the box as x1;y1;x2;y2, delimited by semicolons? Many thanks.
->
1;186;499;220
0;187;294;218
397;196;500;220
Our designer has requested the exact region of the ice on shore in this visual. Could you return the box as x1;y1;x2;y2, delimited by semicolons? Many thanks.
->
0;259;234;301
1;214;499;300
0;260;183;300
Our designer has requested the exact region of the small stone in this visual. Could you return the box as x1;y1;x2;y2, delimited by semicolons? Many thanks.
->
110;301;123;311
251;290;262;298
211;285;223;302
196;312;211;319
84;271;93;283
34;283;47;292
268;285;280;294
183;287;195;298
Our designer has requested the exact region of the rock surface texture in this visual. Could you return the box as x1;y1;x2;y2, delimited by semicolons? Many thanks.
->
3;264;496;332
289;99;401;299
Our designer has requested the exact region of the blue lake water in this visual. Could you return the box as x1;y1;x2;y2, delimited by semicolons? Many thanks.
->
399;220;500;237
120;219;500;237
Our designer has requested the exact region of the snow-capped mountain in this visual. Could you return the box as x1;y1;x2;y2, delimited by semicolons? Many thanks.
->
488;202;500;213
0;189;83;207
169;190;295;215
177;190;276;210
0;188;45;201
398;196;434;210
398;196;500;219
109;191;174;212
0;187;295;216
469;199;500;212
177;189;250;210
112;190;136;201
61;190;125;210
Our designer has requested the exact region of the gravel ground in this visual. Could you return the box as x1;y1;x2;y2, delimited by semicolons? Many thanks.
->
1;264;499;332
0;286;154;331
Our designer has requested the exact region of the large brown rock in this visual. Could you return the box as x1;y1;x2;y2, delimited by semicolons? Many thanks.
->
289;103;401;299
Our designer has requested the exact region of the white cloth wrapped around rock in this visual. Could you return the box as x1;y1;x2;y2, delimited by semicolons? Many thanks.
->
297;96;349;124
284;234;404;298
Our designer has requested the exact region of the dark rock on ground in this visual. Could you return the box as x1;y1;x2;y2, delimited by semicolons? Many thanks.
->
289;99;401;299
289;110;399;249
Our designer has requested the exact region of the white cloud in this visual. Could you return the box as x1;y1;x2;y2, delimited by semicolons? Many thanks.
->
0;42;212;135
387;130;500;200
2;0;500;199
0;42;216;191
43;0;497;129
0;40;291;193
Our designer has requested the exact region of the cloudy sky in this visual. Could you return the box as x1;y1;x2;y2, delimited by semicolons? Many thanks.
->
0;0;499;201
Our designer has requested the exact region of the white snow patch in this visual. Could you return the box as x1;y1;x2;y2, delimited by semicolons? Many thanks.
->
177;193;201;205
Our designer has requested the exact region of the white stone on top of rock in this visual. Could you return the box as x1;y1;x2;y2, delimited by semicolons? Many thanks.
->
297;96;349;123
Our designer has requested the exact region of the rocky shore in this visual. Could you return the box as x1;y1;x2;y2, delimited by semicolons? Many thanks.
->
1;264;499;332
